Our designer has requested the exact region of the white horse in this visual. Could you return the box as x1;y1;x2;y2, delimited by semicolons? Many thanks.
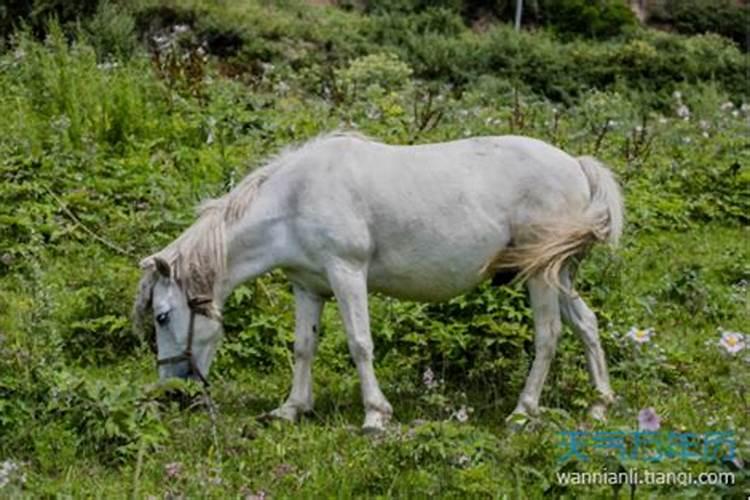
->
133;132;623;432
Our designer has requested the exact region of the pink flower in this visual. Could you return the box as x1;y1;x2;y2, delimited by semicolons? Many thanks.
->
719;331;745;354
626;327;654;344
638;407;661;431
164;462;182;479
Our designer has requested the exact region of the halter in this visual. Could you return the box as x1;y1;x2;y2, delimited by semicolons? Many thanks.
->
156;297;213;386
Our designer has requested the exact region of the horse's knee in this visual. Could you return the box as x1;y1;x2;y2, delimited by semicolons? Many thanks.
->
294;335;316;362
347;335;373;362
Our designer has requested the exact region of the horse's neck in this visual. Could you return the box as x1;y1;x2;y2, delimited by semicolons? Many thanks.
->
216;214;279;307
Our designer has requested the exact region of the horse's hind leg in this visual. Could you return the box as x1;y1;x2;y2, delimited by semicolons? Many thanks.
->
559;267;614;420
509;274;562;421
269;285;325;422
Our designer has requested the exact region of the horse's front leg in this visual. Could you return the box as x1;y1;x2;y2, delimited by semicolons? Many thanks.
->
269;285;325;422
327;261;392;433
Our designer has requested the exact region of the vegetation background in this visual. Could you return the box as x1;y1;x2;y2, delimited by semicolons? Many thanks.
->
0;0;748;497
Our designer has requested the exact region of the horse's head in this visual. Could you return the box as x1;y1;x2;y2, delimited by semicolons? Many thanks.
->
134;256;223;383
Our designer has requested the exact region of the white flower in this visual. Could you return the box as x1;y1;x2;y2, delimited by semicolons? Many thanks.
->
676;104;691;120
453;405;471;423
422;367;437;389
173;24;190;34
0;460;21;489
626;327;654;344
672;90;682;100
719;331;745;354
720;101;734;111
699;119;709;130
97;61;119;71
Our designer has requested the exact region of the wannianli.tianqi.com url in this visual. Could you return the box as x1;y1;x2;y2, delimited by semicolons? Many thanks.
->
556;469;736;486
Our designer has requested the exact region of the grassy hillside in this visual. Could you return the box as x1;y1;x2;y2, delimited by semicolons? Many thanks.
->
0;1;748;497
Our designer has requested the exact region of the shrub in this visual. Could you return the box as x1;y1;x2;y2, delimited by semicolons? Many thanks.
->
537;0;637;39
336;52;413;98
650;0;749;51
0;0;102;39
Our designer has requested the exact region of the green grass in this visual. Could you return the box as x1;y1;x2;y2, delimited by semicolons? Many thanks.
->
7;226;747;498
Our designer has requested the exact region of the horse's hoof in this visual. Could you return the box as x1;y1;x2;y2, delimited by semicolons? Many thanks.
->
505;411;530;432
258;406;299;424
362;409;390;434
589;402;608;422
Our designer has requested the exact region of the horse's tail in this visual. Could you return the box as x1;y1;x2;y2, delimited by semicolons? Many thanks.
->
483;156;624;289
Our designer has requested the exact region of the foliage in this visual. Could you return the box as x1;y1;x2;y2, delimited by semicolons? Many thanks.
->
536;0;638;39
649;0;750;51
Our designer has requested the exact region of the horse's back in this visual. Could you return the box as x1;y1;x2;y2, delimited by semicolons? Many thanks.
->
266;133;591;301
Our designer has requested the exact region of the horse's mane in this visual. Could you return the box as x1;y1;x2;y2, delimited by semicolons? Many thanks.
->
133;131;368;327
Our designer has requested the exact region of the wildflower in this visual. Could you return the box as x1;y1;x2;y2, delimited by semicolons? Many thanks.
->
173;24;190;35
676;104;691;120
0;460;21;489
607;119;618;129
164;462;182;479
741;103;750;113
731;110;739;118
152;34;170;49
720;101;734;111
634;125;643;134
626;327;654;344
453;405;471;423
658;117;668;125
698;119;709;130
672;90;682;100
719;331;745;354
97;61;118;71
422;367;437;390
637;407;661;431
456;454;471;467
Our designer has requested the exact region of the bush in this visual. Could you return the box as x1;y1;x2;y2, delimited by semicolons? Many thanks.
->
0;0;102;39
650;0;749;51
537;0;637;39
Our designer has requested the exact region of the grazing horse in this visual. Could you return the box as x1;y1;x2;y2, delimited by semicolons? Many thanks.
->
133;132;623;432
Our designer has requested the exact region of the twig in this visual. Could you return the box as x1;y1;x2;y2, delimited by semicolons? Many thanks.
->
43;185;132;256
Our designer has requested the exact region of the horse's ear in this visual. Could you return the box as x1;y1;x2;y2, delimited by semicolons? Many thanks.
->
153;257;171;279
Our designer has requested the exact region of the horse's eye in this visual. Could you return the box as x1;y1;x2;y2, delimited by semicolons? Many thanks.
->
156;312;170;326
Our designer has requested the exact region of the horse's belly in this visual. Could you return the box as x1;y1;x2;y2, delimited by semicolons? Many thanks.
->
367;234;507;302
